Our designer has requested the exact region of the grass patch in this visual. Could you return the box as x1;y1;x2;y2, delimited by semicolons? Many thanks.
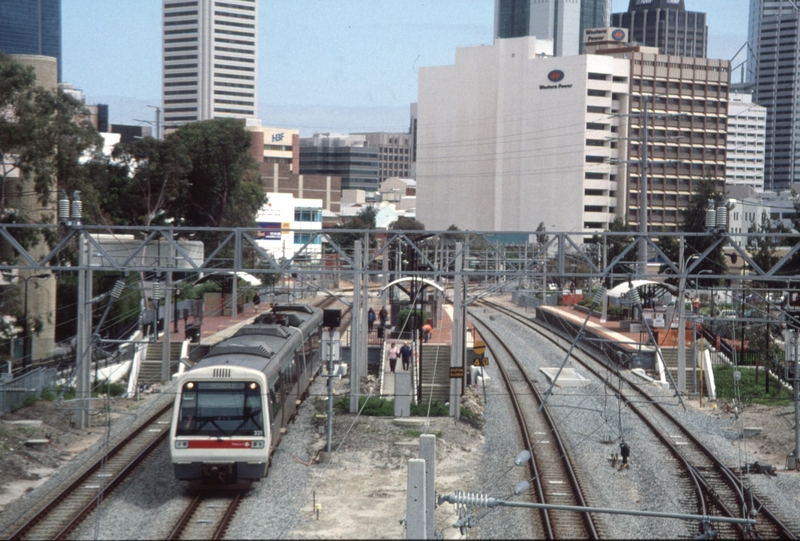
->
92;379;127;397
714;365;793;407
459;406;484;429
410;401;450;416
334;396;395;416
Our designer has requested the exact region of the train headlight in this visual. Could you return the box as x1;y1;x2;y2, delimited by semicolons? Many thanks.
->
186;382;194;389
252;440;265;449
249;382;257;390
175;440;189;449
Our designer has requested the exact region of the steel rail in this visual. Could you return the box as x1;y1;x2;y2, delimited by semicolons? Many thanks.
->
470;313;599;540
482;299;797;540
7;403;174;540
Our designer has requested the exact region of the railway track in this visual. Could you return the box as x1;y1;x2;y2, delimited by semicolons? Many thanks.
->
168;492;242;540
477;299;798;540
6;403;174;540
470;313;600;540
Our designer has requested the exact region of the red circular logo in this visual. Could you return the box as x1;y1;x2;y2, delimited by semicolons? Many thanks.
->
548;70;565;83
612;29;625;41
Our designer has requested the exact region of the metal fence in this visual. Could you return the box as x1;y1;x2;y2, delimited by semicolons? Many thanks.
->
0;368;58;415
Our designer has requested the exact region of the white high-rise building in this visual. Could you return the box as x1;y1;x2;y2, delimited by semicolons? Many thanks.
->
162;0;257;130
727;93;766;192
417;36;630;233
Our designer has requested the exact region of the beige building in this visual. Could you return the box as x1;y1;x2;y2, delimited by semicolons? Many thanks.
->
3;55;58;364
588;29;730;231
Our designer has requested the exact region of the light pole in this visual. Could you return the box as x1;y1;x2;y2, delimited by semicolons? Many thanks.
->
20;273;51;372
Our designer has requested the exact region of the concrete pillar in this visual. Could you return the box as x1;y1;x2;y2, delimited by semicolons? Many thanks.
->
406;458;427;539
394;372;411;417
420;434;436;540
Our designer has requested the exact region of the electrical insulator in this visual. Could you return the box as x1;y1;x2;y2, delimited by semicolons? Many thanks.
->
705;208;716;230
152;282;162;301
593;286;607;306
70;190;82;225
110;280;125;300
628;287;642;306
58;190;70;226
716;206;728;231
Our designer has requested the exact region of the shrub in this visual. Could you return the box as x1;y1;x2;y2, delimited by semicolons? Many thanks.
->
411;401;449;416
397;309;428;332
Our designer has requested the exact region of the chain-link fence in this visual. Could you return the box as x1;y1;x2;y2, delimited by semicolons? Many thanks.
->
0;368;58;415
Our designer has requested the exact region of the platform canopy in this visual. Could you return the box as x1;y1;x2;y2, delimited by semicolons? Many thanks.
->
379;277;445;293
606;279;679;298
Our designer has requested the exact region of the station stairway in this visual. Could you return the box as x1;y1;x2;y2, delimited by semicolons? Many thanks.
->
138;342;184;385
659;347;693;387
419;345;451;406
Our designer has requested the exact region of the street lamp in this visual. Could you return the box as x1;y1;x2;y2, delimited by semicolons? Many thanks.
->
20;273;51;372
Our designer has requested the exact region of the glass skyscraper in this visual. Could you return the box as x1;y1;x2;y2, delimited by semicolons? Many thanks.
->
748;0;800;190
0;0;62;81
611;0;708;58
495;0;610;56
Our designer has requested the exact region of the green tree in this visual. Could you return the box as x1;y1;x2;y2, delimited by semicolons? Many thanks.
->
169;118;265;239
678;176;729;286
329;206;378;250
0;52;104;259
108;136;190;226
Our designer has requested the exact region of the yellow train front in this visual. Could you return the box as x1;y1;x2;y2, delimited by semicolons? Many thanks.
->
170;304;322;483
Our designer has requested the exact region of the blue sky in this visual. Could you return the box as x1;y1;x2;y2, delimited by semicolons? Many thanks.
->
62;0;750;134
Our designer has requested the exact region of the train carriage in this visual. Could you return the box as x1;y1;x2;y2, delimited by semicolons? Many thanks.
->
170;304;323;483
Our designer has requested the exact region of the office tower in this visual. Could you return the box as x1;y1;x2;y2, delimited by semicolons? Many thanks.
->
352;132;413;183
0;0;61;81
417;36;630;233
299;134;380;192
162;0;258;130
748;0;800;190
611;0;708;58
495;0;610;56
587;30;729;232
727;93;766;192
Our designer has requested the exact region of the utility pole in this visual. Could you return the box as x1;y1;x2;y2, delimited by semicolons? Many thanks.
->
638;96;650;278
147;105;161;139
350;240;362;413
450;242;463;419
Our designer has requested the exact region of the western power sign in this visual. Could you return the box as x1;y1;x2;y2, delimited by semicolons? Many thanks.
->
584;27;628;44
540;70;572;90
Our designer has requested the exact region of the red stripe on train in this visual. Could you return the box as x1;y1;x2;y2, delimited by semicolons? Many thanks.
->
187;440;254;449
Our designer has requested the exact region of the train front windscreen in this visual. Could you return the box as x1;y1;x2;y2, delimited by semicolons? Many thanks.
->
177;381;264;437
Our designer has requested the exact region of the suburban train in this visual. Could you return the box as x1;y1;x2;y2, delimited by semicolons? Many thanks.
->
170;304;323;483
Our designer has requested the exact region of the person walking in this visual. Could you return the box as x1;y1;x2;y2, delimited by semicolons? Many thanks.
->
378;306;388;328
619;439;630;470
387;342;399;373
400;342;412;371
368;307;376;332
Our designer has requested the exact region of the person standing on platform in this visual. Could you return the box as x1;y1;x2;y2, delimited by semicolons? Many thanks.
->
379;306;388;329
387;342;399;373
400;342;412;371
368;307;376;332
